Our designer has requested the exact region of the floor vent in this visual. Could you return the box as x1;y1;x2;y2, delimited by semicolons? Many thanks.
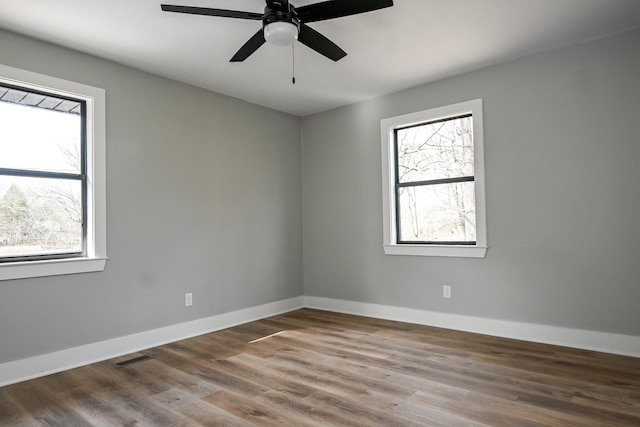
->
113;354;155;368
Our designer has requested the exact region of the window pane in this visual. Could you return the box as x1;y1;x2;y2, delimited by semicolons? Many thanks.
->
0;96;82;174
398;182;476;242
396;115;474;183
0;176;82;259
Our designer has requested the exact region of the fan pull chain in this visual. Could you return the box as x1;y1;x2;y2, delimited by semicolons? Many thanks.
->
292;44;296;85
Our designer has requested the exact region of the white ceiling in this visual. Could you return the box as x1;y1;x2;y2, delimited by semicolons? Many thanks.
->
1;0;639;116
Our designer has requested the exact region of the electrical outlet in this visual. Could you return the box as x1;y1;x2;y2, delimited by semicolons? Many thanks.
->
443;285;452;299
185;293;193;307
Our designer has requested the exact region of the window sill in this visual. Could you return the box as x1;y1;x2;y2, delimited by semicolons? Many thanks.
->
383;244;487;258
0;257;108;281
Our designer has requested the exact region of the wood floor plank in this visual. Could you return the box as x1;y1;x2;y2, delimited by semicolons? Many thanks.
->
301;387;425;426
55;388;139;427
233;350;374;398
264;388;378;427
114;353;223;398
0;389;39;427
3;381;93;427
93;382;194;426
152;387;256;426
409;389;559;427
203;389;313;427
239;343;416;402
393;399;493;427
2;308;639;426
210;356;316;398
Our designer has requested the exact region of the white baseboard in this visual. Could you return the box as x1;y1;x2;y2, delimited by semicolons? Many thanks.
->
0;296;304;387
2;295;639;387
304;296;640;359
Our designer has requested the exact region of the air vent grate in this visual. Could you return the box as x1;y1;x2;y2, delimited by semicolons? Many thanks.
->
113;354;155;368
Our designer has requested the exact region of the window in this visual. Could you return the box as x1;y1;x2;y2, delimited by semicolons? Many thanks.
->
381;99;487;257
0;64;106;280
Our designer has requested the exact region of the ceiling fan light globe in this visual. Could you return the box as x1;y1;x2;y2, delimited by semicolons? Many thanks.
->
264;22;298;46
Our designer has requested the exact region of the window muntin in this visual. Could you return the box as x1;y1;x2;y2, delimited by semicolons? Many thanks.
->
394;114;476;244
0;83;87;263
381;99;487;258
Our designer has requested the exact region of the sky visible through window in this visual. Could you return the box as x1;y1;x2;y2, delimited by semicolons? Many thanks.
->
0;101;80;174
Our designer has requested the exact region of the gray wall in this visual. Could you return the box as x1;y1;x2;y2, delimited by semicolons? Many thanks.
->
301;28;640;336
0;29;303;363
2;25;639;366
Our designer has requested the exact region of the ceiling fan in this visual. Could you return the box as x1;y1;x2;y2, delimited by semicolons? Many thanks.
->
161;0;394;62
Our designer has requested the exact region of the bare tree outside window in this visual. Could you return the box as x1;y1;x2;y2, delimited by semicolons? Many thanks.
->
395;115;476;243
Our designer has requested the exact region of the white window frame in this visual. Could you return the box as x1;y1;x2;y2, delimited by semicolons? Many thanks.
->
0;64;107;280
381;99;487;258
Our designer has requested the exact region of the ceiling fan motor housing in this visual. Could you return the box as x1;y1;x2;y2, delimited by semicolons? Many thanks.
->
263;2;300;46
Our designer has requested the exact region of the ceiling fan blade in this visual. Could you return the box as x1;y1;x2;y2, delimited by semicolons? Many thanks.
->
161;4;262;20
230;29;266;62
298;23;346;62
296;0;393;23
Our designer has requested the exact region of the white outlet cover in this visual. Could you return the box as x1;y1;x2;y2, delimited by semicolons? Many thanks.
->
443;286;452;299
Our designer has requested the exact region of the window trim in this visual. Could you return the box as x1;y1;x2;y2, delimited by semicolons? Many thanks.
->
0;64;107;280
381;99;487;258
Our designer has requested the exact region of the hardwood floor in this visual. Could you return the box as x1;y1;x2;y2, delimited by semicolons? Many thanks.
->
2;309;640;426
